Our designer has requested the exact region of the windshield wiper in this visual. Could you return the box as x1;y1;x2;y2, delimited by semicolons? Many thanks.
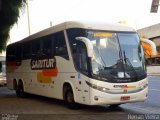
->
123;51;138;79
117;50;126;77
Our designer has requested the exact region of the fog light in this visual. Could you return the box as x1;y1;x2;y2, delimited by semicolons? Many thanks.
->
94;96;99;101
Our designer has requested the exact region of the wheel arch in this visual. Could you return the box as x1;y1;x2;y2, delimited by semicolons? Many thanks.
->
17;79;25;91
18;79;23;85
63;81;77;102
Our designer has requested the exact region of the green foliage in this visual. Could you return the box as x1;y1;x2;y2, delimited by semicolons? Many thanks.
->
0;0;26;53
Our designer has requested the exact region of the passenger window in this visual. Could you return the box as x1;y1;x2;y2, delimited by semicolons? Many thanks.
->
54;31;69;60
6;45;16;61
32;40;41;56
15;44;22;61
23;42;31;59
7;44;22;61
42;36;53;56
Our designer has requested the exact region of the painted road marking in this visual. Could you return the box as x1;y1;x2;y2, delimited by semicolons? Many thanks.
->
149;89;160;92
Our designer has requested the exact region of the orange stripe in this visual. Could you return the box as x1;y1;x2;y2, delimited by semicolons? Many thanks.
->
42;67;58;77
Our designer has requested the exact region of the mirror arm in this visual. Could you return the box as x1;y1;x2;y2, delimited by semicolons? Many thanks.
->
76;37;94;58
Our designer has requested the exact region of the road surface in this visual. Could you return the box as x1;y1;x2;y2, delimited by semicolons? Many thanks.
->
0;76;160;120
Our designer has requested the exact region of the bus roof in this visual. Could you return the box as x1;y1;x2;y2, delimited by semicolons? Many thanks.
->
65;21;135;31
10;21;136;45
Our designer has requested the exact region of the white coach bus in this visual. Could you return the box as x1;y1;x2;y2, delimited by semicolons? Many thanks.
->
6;21;148;108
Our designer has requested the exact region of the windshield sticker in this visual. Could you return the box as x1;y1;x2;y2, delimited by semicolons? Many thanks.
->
93;32;113;37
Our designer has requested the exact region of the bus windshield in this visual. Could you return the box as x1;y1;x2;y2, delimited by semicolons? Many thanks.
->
87;31;146;83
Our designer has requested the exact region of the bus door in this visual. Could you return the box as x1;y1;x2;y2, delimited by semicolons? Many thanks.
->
74;41;90;104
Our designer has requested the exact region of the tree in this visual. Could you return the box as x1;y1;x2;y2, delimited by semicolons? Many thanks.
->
0;0;26;53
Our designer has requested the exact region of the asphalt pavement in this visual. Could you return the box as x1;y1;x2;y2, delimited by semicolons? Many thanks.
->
0;67;160;120
122;75;160;114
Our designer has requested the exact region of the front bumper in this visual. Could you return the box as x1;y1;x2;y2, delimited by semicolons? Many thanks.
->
89;87;148;105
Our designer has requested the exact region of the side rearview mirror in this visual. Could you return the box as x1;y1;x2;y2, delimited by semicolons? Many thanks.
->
76;37;94;58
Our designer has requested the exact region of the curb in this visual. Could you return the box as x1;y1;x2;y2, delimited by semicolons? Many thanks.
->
147;73;160;76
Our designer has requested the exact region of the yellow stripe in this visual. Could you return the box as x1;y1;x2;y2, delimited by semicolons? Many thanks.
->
128;86;136;88
37;72;52;84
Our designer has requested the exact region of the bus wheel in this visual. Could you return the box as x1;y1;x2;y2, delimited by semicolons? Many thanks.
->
64;86;78;109
16;81;26;98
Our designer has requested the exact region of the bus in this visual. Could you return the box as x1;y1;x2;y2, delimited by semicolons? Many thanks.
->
6;21;148;108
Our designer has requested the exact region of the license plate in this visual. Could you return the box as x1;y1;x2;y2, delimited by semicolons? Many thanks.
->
120;96;130;101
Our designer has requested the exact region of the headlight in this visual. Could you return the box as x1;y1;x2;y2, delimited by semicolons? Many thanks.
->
86;81;110;93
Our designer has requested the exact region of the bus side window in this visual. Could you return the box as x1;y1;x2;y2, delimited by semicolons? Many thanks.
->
32;39;42;57
42;36;53;56
6;45;16;61
23;42;31;59
54;31;69;60
15;44;22;61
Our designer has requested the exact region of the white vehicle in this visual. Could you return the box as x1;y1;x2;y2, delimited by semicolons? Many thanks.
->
0;64;6;86
6;21;148;108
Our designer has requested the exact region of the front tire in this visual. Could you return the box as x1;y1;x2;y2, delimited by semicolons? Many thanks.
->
64;86;78;109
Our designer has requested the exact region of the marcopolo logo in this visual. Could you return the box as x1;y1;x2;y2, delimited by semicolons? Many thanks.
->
113;85;128;88
113;85;136;89
30;57;56;70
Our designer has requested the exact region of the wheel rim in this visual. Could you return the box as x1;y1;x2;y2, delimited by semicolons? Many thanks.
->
17;83;24;96
66;91;74;103
19;85;23;92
